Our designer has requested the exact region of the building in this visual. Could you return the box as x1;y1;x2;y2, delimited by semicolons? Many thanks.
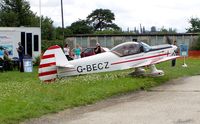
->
0;27;41;59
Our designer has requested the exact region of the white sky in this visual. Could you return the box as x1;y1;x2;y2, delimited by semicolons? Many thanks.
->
29;0;200;32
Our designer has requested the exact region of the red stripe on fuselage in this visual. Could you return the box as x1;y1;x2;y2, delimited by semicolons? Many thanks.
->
39;70;57;77
111;53;168;65
42;54;55;59
48;45;60;50
39;62;56;68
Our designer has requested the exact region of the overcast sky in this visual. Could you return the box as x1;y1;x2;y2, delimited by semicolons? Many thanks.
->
29;0;200;32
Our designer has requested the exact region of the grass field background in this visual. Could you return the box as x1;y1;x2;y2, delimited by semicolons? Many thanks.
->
0;58;200;124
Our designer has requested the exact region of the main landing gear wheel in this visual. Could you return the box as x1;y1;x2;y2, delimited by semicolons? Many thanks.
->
130;65;164;77
129;67;146;76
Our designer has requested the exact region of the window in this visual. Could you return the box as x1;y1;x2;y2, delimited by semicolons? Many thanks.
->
83;48;93;53
26;33;32;57
139;42;151;52
111;42;141;57
34;35;39;51
21;32;25;54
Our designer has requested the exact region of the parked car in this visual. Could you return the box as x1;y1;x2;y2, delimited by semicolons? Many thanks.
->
81;47;109;58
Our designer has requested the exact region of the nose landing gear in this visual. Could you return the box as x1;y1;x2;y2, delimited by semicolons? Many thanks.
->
148;64;164;77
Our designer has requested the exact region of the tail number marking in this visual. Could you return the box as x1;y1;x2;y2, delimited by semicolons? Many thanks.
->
77;62;109;73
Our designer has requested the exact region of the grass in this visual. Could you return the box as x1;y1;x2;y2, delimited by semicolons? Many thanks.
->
0;58;200;124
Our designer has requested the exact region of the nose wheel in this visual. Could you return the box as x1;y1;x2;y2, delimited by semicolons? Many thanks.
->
148;64;164;77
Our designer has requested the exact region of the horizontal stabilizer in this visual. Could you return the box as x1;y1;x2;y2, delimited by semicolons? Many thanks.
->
54;47;74;68
56;63;74;68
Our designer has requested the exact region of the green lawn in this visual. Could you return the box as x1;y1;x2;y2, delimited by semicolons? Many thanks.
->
0;58;200;124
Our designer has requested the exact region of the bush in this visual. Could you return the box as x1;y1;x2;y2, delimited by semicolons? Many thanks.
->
33;56;41;66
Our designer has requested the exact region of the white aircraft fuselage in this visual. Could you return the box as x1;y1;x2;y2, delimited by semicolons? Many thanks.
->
39;42;178;82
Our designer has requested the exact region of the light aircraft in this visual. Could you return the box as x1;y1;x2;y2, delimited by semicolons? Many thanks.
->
38;41;179;82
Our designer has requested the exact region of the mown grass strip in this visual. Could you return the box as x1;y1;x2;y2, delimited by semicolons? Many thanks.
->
0;58;200;124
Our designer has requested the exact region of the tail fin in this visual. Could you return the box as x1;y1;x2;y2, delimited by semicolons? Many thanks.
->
38;45;72;82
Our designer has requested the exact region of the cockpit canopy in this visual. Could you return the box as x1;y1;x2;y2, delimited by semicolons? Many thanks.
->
111;41;151;57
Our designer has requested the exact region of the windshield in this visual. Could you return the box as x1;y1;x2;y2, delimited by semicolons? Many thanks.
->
111;42;141;57
139;42;151;52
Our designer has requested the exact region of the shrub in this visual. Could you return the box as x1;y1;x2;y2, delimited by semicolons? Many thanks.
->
33;56;41;66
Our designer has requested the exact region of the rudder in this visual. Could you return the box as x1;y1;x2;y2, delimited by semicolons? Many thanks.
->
38;45;67;82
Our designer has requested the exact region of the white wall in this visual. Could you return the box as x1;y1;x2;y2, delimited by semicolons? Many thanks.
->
0;27;41;59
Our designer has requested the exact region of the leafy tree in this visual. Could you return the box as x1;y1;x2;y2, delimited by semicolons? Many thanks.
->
160;27;168;33
0;0;38;27
0;11;18;26
86;8;120;31
41;16;55;40
0;0;56;40
68;19;93;34
168;28;177;33
55;27;73;40
106;23;120;30
187;17;200;33
159;27;177;34
94;29;123;35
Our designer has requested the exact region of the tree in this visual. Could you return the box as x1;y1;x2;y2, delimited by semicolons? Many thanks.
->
168;28;177;33
68;19;93;34
94;29;123;35
159;26;176;34
0;11;18;26
187;17;200;33
0;0;57;40
86;8;120;31
106;23;120;30
41;16;55;40
55;27;72;40
160;27;168;33
0;0;38;27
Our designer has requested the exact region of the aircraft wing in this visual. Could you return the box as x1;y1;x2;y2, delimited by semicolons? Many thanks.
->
151;56;180;64
132;56;180;68
133;60;152;68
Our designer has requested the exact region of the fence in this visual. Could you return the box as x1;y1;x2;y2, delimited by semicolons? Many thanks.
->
65;33;199;50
